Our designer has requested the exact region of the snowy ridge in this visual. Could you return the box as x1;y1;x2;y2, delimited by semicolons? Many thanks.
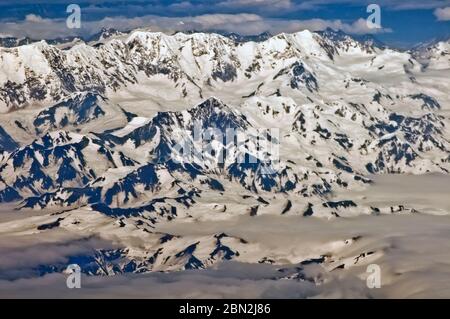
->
0;28;449;275
0;29;422;112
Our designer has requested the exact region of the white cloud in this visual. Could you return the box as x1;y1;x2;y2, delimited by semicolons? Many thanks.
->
25;14;51;23
434;7;450;21
0;13;392;40
342;18;392;35
0;234;115;280
218;0;293;9
0;261;366;298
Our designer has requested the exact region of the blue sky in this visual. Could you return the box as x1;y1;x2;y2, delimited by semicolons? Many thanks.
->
0;0;448;48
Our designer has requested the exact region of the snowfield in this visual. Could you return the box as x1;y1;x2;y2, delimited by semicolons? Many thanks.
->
0;28;449;298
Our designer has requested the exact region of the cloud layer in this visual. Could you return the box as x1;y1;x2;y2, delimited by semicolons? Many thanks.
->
435;7;450;21
0;12;391;39
0;1;447;53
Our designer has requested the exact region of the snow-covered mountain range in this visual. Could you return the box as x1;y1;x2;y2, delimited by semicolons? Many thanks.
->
0;28;449;278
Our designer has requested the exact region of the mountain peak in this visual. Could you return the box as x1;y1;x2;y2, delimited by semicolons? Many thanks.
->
189;97;232;117
317;27;385;49
88;27;124;42
318;27;349;40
